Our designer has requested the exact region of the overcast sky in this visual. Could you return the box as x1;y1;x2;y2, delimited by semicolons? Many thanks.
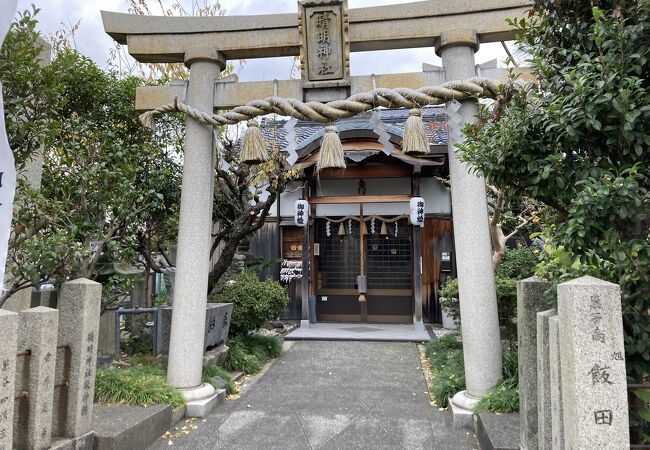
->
16;0;510;82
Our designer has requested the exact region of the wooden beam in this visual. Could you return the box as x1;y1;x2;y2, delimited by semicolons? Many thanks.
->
102;0;531;63
317;165;413;180
308;195;411;204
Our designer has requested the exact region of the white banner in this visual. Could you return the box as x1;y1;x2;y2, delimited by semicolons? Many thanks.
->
0;0;18;294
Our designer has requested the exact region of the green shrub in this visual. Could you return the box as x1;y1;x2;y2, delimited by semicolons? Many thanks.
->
127;364;166;378
95;367;185;408
438;248;537;335
439;278;460;325
222;334;284;375
475;350;520;413
223;336;263;374
425;335;520;413
246;334;283;359
425;333;465;407
210;272;289;334
203;363;237;395
474;380;519;413
496;247;538;280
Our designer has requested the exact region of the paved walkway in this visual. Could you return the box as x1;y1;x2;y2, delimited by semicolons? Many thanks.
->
285;323;432;342
148;341;477;450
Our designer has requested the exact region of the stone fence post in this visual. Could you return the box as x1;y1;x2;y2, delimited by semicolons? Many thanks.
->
547;315;564;449
52;278;101;439
536;309;556;449
14;306;59;449
0;310;18;449
2;289;31;313
517;276;552;450
557;276;629;449
520;275;630;449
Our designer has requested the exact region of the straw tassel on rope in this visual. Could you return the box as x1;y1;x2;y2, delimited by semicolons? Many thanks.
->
240;120;269;165
401;108;430;155
317;125;346;172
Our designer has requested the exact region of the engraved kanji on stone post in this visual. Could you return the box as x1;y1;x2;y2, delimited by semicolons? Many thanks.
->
14;307;59;449
52;278;101;439
557;276;629;449
299;0;350;89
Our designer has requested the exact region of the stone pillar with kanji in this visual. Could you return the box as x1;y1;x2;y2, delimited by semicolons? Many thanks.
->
557;276;629;449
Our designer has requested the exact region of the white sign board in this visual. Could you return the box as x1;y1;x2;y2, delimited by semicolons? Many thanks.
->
409;197;425;227
0;0;18;294
294;200;309;227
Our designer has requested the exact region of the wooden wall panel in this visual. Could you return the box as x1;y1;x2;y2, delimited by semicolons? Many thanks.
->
249;222;280;281
421;218;456;323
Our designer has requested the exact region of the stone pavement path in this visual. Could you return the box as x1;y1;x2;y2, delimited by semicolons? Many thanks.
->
148;341;478;450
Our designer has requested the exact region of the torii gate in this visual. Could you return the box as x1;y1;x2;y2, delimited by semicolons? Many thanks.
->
102;0;530;422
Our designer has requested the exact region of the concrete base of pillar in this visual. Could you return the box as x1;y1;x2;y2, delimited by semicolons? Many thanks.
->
448;390;480;430
180;383;223;418
300;319;310;329
413;321;425;332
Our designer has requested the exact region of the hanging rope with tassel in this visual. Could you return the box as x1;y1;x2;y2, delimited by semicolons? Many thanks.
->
317;125;346;171
401;108;430;154
239;120;269;164
140;78;500;131
139;78;502;171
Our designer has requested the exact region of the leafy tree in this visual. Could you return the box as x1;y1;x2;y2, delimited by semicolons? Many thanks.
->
0;10;184;309
111;0;289;293
0;7;56;171
208;136;298;291
2;6;293;310
486;182;539;268
458;0;649;434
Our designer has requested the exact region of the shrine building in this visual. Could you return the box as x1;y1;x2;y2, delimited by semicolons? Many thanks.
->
248;106;456;325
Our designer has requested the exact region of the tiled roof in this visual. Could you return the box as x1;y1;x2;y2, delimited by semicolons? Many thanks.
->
253;106;448;152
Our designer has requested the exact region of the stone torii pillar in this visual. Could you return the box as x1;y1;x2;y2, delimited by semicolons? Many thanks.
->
166;47;226;417
436;30;503;427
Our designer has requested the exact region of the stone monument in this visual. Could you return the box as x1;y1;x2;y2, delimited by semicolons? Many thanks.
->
557;276;629;449
157;302;233;355
523;276;630;449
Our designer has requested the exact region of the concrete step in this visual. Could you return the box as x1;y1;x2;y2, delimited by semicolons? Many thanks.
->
476;411;520;450
92;404;172;450
230;371;245;382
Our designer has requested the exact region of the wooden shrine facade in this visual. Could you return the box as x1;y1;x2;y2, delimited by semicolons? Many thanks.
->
249;108;457;324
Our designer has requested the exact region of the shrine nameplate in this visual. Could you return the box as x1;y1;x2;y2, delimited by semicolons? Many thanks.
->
299;0;350;88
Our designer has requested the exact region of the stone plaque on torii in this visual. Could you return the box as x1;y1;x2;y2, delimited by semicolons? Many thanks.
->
299;0;350;87
102;0;530;419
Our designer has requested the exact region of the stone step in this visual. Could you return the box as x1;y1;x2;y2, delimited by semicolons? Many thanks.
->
49;432;94;450
92;404;173;450
475;411;519;450
230;371;245;382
